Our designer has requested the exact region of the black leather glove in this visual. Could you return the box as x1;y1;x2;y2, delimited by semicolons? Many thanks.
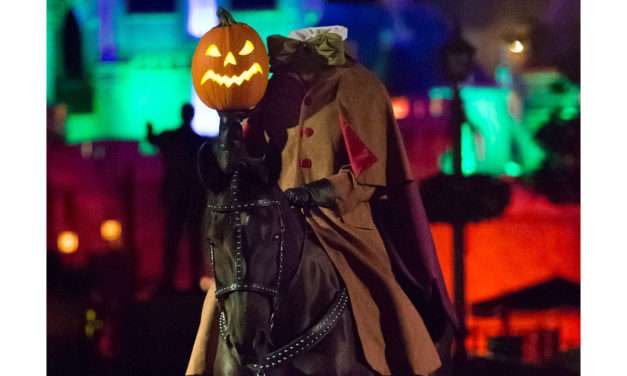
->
284;187;313;207
284;178;336;208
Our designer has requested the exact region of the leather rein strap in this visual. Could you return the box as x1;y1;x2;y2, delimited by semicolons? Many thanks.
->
247;288;349;375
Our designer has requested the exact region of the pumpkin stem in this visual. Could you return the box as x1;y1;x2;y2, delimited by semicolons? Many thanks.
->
217;7;237;26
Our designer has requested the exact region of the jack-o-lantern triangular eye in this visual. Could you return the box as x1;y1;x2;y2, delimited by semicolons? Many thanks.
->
206;44;222;57
238;40;254;56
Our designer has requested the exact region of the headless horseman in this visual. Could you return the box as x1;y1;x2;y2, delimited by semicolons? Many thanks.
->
187;27;457;375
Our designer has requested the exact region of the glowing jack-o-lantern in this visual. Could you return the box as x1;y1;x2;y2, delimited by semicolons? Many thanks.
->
191;8;269;111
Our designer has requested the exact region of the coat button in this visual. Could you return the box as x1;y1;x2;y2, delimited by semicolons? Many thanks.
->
302;127;314;137
303;97;312;106
299;158;312;168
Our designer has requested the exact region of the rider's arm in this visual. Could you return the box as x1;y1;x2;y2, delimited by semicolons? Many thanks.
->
323;166;375;215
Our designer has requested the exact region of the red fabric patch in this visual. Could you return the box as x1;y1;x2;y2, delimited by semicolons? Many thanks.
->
302;127;314;137
300;158;312;168
339;114;378;176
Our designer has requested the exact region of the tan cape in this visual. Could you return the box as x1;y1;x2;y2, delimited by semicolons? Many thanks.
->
187;61;442;375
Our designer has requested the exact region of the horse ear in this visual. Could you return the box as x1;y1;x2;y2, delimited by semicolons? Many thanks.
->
197;140;229;193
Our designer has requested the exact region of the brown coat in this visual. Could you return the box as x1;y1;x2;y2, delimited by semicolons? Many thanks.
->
187;63;443;375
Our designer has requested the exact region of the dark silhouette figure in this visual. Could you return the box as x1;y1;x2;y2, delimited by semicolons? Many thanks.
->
147;104;208;294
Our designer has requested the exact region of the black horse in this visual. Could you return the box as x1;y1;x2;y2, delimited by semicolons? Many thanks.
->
199;113;374;376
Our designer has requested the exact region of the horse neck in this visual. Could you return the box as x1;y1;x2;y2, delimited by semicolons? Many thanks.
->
273;212;344;344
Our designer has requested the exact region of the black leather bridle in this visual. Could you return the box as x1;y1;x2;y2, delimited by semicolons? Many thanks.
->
207;168;286;333
206;167;349;375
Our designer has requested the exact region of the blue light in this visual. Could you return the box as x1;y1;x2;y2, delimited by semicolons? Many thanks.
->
191;87;220;137
187;0;218;38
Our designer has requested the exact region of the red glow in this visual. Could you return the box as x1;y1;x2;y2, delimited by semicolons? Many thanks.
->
391;96;410;119
413;99;427;119
430;185;581;355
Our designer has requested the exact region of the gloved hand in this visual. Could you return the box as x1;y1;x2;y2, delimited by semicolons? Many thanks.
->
284;179;336;208
284;187;313;207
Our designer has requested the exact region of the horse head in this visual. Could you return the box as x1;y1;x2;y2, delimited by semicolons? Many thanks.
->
199;117;305;367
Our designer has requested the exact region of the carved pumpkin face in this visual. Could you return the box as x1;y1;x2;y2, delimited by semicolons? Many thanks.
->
191;8;269;111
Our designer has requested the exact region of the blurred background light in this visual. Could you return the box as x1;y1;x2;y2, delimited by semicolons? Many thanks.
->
57;231;79;254
509;40;525;54
187;0;218;38
191;88;220;137
100;219;123;243
391;96;410;119
429;98;445;118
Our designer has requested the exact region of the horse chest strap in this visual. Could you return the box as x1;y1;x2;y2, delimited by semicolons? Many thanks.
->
248;288;350;372
215;283;279;298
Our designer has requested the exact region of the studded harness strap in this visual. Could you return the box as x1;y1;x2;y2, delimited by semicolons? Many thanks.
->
206;167;349;375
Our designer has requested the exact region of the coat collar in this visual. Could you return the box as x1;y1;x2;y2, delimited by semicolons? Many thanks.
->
299;66;346;122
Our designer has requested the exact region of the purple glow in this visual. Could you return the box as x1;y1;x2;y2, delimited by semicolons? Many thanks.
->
98;0;117;60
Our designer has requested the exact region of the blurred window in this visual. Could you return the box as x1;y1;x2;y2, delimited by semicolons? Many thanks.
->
231;0;276;10
127;0;176;13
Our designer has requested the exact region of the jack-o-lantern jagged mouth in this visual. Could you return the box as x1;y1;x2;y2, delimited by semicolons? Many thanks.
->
200;63;264;88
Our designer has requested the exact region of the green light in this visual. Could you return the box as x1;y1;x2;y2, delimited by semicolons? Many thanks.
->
439;123;478;176
520;71;580;132
504;161;523;177
436;86;546;176
304;11;320;26
495;65;513;87
461;123;478;175
228;8;307;44
64;60;192;155
560;106;579;121
53;3;321;157
429;86;453;100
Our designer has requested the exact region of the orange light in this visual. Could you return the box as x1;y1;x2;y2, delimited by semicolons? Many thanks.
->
429;98;444;118
58;231;79;254
391;96;410;120
200;63;263;87
100;219;122;243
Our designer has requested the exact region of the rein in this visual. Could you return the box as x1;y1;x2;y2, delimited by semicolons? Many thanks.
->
206;168;349;375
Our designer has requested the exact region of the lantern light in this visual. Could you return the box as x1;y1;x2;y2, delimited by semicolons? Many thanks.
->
58;231;79;254
191;7;269;111
100;219;122;244
509;40;525;54
391;97;410;120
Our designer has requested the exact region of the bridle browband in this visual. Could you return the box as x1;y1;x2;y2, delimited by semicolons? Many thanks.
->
206;167;349;375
